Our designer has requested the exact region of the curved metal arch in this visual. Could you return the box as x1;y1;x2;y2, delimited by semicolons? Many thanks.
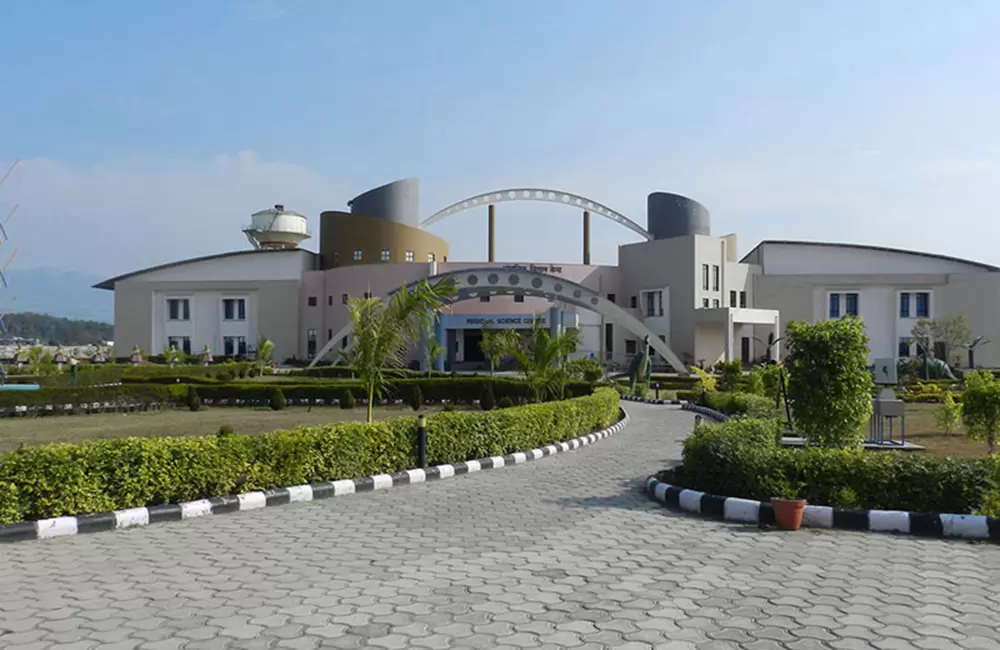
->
421;188;653;241
308;267;687;374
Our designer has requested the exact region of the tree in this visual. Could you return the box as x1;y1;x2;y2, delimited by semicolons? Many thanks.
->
163;345;183;368
910;318;935;379
934;390;963;435
509;321;580;402
256;337;274;376
480;328;519;376
425;338;443;378
785;317;873;448
961;370;1000;453
342;278;457;423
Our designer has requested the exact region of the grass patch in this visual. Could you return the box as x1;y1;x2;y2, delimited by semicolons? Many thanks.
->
904;403;992;458
0;405;465;454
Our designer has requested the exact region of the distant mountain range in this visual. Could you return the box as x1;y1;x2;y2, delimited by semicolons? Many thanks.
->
3;268;112;323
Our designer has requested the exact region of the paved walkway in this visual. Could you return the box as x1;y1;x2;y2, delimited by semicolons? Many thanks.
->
1;403;999;650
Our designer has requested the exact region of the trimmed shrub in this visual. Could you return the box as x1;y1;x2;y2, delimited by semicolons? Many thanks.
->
498;396;514;409
480;382;496;411
676;417;1000;516
716;360;743;392
217;425;233;436
702;391;777;419
186;387;202;412
0;389;619;523
268;388;287;411
785;318;873;447
409;385;424;412
340;388;356;410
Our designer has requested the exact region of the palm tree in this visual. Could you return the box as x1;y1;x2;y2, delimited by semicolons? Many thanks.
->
510;321;581;402
256;337;275;376
480;328;519;376
425;338;443;378
343;278;457;423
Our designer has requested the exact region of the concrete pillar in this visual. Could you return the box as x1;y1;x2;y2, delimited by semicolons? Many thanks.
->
488;204;496;263
549;306;560;339
772;315;781;362
582;211;591;265
435;317;446;372
724;313;734;362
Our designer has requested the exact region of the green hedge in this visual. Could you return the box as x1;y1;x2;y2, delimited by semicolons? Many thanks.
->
289;366;452;379
0;388;620;523
674;418;1000;516
0;384;172;411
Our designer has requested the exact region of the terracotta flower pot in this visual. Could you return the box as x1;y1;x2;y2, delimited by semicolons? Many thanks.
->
770;497;807;531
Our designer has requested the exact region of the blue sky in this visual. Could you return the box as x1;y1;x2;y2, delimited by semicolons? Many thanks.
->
2;0;999;278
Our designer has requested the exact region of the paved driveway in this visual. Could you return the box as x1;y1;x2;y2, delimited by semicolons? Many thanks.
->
1;403;999;650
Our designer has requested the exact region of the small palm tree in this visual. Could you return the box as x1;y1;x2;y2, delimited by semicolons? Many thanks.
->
425;338;443;378
510;321;581;402
257;337;275;375
343;278;457;423
480;328;520;376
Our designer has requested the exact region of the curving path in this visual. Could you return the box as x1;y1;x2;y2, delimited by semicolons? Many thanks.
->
1;404;999;650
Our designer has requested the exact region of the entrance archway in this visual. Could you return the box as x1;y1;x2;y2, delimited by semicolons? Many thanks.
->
308;267;688;375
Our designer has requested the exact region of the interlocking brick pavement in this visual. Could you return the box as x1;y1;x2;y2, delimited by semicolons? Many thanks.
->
1;403;998;649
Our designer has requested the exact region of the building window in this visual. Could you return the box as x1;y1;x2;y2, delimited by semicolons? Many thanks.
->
341;336;347;349
341;293;348;304
900;293;910;318
223;298;246;320
353;249;362;261
630;296;637;309
307;296;317;307
712;265;720;291
307;329;317;358
167;336;191;355
898;338;911;358
915;292;930;318
702;298;710;308
223;336;247;357
480;296;491;303
702;264;709;291
514;294;525;303
730;291;737;308
607;293;616;304
739;291;747;308
428;252;436;262
604;323;614;358
829;294;841;319
625;339;637;355
713;299;720;308
381;249;391;261
405;250;414;262
363;292;370;299
327;329;333;340
845;293;859;316
167;298;190;321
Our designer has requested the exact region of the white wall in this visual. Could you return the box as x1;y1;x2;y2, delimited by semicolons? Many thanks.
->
153;290;256;355
759;243;989;276
133;249;315;284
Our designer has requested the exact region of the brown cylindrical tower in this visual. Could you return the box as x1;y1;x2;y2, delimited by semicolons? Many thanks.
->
488;204;496;262
583;210;591;265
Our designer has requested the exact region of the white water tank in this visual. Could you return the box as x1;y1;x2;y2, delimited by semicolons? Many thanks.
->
243;204;311;249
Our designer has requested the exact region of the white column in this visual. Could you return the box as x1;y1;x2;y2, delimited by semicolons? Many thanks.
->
724;313;734;362
772;314;781;362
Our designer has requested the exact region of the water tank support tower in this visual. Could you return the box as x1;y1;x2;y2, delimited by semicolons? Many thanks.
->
243;204;312;250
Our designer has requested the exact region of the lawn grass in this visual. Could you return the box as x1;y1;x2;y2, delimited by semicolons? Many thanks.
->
903;403;993;458
0;405;458;453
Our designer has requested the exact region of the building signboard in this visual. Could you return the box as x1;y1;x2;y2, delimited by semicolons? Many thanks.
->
439;313;549;330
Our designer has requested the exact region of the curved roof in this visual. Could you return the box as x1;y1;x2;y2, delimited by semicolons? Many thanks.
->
741;240;1000;273
93;248;315;290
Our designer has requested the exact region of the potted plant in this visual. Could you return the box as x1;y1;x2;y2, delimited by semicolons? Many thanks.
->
770;479;807;531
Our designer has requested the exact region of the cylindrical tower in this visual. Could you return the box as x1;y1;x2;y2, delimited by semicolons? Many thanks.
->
646;192;711;240
243;204;311;249
347;179;420;227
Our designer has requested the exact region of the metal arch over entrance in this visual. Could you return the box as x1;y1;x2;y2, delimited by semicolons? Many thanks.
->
421;189;654;241
308;267;687;375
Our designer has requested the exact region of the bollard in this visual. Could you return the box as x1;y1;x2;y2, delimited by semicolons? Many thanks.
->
655;383;660;400
417;414;427;469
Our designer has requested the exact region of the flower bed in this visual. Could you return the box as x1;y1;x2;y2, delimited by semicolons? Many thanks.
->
0;388;620;524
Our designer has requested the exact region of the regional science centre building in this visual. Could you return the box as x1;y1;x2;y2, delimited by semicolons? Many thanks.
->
96;179;1000;372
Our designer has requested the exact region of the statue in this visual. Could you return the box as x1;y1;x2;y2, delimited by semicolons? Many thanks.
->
202;345;213;366
628;334;653;388
130;345;142;366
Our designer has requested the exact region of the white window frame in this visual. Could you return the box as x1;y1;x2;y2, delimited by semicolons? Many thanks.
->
222;297;246;321
405;250;414;262
380;249;391;261
352;249;362;261
166;297;190;321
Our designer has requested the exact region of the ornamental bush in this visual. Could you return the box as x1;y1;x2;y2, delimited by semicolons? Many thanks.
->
677;417;999;515
962;370;1000;453
340;388;356;410
785;318;874;447
268;388;287;411
0;388;620;524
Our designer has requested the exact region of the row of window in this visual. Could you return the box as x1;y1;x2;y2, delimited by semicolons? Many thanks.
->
167;298;246;322
701;264;721;292
900;292;930;318
345;250;437;263
165;336;246;356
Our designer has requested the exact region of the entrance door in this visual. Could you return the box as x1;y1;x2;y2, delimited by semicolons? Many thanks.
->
463;330;485;364
741;337;751;366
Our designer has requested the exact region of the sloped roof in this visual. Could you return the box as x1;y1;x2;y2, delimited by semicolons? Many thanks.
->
741;240;1000;272
93;249;314;291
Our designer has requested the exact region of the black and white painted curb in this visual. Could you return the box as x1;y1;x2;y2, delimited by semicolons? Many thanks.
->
680;403;731;420
621;395;684;406
646;476;1000;542
0;410;630;544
